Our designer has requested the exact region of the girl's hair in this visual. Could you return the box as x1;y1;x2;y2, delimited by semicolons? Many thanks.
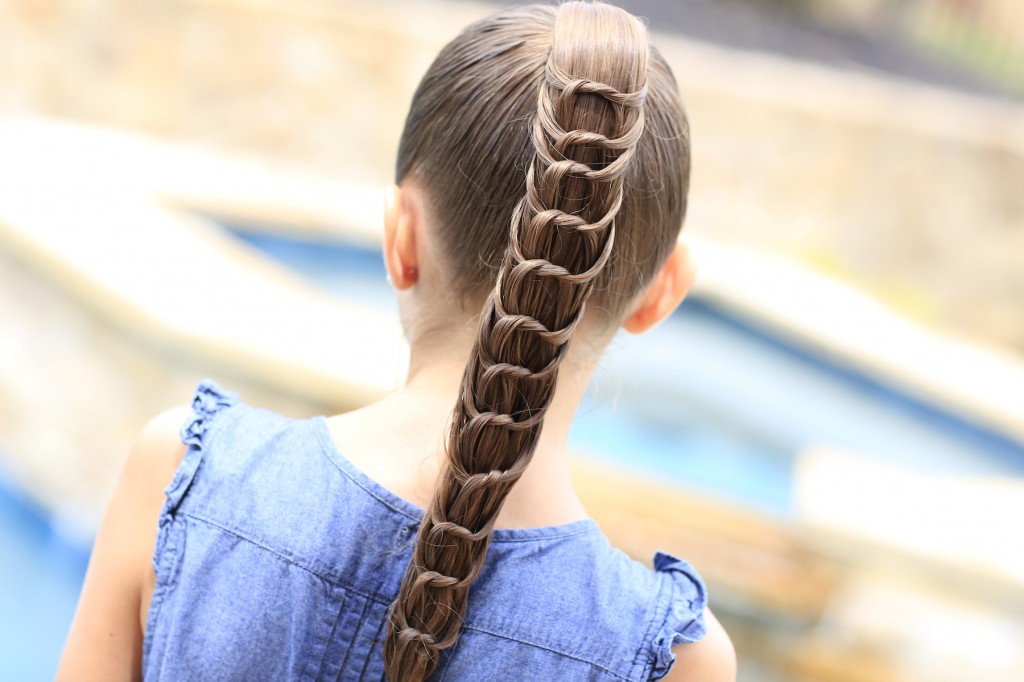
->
384;2;690;679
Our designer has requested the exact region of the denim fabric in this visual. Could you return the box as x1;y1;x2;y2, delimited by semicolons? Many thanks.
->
142;380;707;681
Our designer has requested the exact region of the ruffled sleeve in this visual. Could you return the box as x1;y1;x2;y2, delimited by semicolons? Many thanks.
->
153;379;239;566
144;379;240;667
648;550;709;680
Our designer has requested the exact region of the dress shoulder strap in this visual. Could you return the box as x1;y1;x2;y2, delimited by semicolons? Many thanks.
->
152;379;240;570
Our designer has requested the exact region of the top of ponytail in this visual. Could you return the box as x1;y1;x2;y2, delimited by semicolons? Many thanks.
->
384;3;653;680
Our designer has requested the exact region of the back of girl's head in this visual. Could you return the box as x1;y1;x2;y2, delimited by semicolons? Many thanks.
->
385;3;690;679
397;2;689;317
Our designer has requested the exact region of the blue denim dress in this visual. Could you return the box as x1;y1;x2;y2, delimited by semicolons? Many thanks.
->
142;380;708;681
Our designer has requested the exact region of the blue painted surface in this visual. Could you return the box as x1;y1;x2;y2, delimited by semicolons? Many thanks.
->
0;465;89;681
223;225;1024;515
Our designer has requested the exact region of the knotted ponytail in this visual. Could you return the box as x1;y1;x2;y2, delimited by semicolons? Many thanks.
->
385;3;652;679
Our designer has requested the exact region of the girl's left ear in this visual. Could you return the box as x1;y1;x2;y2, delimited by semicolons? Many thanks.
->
383;184;420;290
623;241;696;334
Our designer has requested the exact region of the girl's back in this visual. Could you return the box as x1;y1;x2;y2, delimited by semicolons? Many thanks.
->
143;381;706;681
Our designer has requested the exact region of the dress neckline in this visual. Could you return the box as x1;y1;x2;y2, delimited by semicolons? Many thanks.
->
311;415;601;543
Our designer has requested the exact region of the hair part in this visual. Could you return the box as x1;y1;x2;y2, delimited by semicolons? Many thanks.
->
385;3;690;680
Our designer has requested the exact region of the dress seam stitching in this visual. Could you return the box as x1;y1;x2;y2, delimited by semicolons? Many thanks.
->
180;512;394;606
460;624;631;680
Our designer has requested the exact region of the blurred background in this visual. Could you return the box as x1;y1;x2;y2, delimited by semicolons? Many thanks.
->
1;0;1023;679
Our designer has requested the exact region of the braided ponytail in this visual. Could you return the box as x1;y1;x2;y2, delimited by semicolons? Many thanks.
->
385;3;651;679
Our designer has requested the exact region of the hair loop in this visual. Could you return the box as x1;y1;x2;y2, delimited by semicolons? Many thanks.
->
544;61;649;108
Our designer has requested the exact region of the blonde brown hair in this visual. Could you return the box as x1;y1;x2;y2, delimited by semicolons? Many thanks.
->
384;2;690;679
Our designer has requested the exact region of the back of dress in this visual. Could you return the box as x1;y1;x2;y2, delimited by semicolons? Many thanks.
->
142;380;707;681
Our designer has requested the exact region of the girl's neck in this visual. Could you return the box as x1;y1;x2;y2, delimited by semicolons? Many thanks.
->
325;339;593;529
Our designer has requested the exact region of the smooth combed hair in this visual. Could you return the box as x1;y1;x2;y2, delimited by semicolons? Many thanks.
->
384;2;690;680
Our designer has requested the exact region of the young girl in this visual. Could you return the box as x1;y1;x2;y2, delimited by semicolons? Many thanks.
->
59;2;735;680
